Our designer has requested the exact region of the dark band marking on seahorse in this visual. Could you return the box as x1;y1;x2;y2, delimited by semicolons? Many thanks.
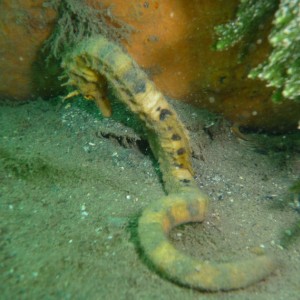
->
61;36;279;291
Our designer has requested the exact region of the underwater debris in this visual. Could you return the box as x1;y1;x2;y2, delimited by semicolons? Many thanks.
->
278;179;300;248
43;0;133;61
215;0;300;102
289;180;300;213
280;221;300;248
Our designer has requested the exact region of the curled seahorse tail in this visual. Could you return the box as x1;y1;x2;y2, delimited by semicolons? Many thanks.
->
138;189;279;291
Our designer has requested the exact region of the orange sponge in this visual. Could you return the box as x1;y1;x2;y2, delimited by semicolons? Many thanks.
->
0;0;299;131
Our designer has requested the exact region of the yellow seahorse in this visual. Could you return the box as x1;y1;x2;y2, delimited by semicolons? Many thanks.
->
61;36;278;291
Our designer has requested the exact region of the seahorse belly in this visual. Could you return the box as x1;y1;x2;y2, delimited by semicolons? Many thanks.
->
61;36;278;291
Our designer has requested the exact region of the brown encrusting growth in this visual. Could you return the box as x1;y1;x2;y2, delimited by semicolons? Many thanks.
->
61;35;278;291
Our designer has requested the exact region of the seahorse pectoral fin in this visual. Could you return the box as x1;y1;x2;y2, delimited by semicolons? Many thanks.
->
63;90;80;101
93;95;112;118
82;88;112;117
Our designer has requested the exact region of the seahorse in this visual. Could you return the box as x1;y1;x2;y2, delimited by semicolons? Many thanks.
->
61;36;278;291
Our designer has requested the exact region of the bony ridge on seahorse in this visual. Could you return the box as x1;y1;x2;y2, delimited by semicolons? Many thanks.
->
61;35;279;291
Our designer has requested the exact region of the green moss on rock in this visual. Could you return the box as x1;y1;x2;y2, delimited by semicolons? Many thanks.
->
215;0;300;102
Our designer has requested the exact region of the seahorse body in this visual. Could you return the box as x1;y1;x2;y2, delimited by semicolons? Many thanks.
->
62;36;278;291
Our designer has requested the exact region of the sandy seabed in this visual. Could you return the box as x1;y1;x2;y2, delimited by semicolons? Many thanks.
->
0;97;299;300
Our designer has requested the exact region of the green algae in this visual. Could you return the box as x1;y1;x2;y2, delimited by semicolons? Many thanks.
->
215;0;300;102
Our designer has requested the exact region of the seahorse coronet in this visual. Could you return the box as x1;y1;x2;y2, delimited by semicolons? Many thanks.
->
62;35;279;291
